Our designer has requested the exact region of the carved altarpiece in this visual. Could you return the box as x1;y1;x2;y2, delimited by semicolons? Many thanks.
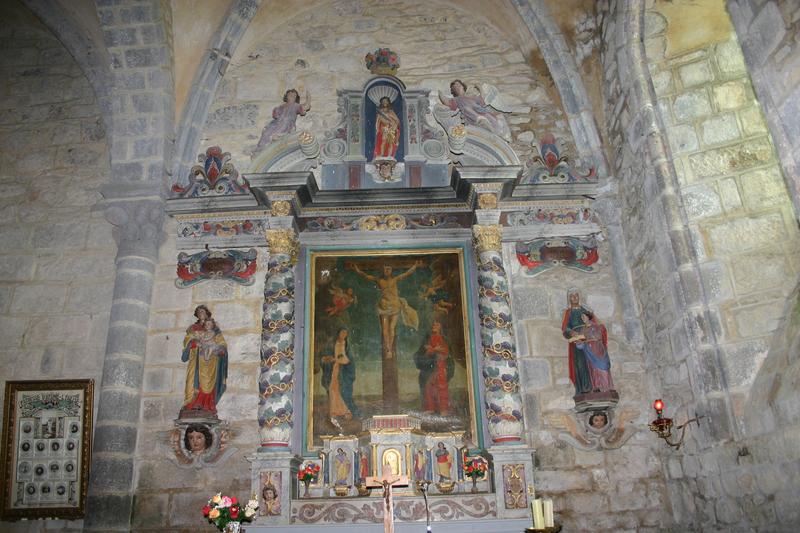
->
164;51;617;529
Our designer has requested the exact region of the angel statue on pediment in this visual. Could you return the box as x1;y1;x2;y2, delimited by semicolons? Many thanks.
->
255;88;311;152
438;80;512;141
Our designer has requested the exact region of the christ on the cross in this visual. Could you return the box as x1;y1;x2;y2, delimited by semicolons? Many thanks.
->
353;260;422;412
366;460;409;533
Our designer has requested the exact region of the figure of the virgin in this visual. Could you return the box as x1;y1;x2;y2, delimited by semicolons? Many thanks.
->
182;308;228;415
321;328;359;422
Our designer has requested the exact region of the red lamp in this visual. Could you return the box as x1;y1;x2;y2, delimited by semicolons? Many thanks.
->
648;399;703;451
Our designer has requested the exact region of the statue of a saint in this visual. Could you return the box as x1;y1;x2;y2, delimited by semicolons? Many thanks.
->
373;96;400;160
181;305;228;416
562;289;615;398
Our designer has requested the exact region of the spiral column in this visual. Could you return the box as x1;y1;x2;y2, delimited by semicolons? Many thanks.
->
258;228;299;447
473;225;524;443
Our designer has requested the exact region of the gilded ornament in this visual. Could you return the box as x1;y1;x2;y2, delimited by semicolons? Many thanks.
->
266;229;299;262
270;200;292;217
478;193;498;210
473;225;502;253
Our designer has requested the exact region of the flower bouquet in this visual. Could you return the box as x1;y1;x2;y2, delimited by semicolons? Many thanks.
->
463;458;488;493
202;493;258;532
297;462;320;497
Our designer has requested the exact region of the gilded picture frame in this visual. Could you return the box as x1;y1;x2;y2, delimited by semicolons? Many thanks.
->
0;379;94;520
305;247;480;451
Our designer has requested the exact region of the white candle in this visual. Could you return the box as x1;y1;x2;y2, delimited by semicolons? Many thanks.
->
543;499;554;527
533;499;545;530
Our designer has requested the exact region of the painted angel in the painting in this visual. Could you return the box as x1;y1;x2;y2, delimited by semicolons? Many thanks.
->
438;80;511;141
419;273;455;315
255;88;311;151
325;285;357;316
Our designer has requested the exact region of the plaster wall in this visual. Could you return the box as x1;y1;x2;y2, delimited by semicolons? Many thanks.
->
198;0;575;173
0;1;114;531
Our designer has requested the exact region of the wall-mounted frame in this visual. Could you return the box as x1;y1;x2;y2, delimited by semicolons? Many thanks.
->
0;379;94;520
304;246;481;451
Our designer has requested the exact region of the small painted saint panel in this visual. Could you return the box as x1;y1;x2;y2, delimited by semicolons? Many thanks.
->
306;248;478;450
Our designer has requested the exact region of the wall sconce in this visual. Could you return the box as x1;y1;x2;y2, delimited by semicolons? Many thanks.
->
648;399;703;450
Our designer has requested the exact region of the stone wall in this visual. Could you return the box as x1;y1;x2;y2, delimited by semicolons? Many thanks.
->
598;0;800;530
508;237;670;532
727;0;800;216
132;224;265;531
645;0;800;431
0;1;113;531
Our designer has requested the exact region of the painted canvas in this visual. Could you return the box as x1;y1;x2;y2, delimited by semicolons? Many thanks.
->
306;248;478;449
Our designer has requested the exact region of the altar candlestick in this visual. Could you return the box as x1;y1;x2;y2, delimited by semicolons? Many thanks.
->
533;499;545;530
543;499;554;527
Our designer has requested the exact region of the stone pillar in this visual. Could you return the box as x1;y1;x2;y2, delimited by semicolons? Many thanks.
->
489;445;536;520
85;189;165;531
473;225;525;443
258;228;299;447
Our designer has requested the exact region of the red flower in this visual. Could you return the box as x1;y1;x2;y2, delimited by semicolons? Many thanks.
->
231;497;238;505
202;505;211;517
230;506;239;519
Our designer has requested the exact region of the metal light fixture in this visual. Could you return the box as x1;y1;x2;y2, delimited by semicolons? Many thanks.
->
648;399;703;450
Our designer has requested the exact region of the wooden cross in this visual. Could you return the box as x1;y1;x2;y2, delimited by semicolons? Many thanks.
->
366;462;409;533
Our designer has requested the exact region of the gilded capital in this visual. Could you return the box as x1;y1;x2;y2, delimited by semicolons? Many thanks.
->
266;229;299;262
270;200;292;217
473;225;502;254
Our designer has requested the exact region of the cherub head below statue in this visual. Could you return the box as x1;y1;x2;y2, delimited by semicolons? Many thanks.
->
185;423;213;454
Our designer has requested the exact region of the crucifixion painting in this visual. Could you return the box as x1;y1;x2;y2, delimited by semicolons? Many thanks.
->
306;248;479;450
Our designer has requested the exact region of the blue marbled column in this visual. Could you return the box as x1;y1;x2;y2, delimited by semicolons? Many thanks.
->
473;225;524;443
258;229;298;447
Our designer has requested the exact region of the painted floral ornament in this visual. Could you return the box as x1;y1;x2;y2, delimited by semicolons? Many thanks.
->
365;47;399;76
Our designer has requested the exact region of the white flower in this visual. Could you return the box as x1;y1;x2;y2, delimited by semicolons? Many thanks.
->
244;508;255;518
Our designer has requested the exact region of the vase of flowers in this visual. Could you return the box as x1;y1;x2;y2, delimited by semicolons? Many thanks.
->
297;462;320;498
464;458;488;493
202;493;258;531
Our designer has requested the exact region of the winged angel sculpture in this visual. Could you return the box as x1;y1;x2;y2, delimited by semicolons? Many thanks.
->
437;80;512;141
